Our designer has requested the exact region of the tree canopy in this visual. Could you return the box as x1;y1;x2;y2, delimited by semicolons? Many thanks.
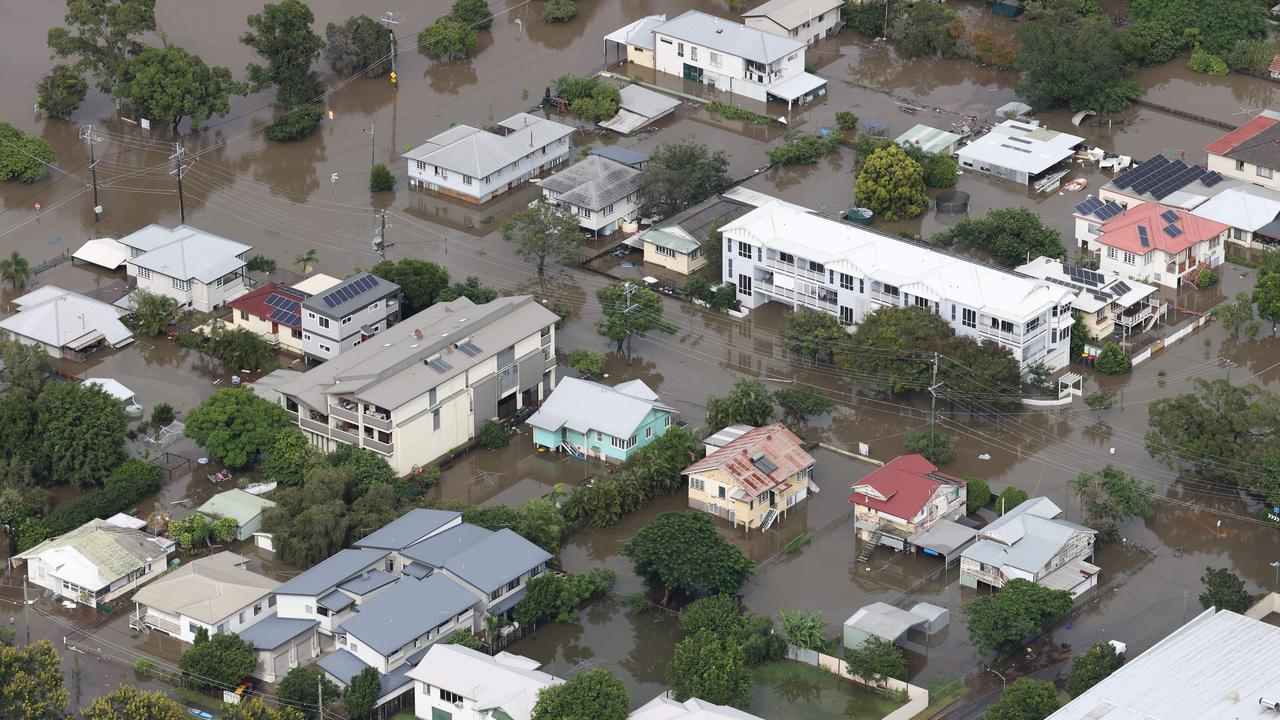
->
132;289;183;335
82;684;187;720
965;578;1072;655
844;636;909;683
1066;641;1124;697
180;632;256;689
681;595;749;641
370;259;451;316
532;669;629;720
1015;5;1140;113
184;387;293;469
855;144;927;221
666;630;753;708
1130;0;1266;55
324;15;392;76
36;65;88;120
636;141;732;219
1071;465;1154;537
0;124;56;184
0;640;67;720
889;1;964;58
1199;567;1252;613
782;309;848;363
242;0;325;108
931;208;1065;267
841;306;949;393
452;0;494;30
345;666;381;720
502;199;583;274
47;0;157;93
774;387;834;427
622;512;754;603
983;677;1061;720
705;378;775;429
35;380;126;487
115;45;244;132
420;14;478;61
596;282;667;363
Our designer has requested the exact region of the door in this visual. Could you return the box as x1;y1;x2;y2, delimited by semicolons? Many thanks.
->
682;63;703;82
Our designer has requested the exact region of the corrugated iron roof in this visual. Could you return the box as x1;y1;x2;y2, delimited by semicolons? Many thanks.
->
684;423;813;495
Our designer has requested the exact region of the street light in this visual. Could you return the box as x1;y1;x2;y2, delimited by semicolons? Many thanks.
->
987;668;1006;693
1271;560;1280;591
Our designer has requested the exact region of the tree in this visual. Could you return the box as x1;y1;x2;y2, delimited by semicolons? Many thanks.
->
0;339;52;397
516;498;569;554
774;388;834;427
294;248;318;274
246;255;277;274
180;632;255;689
262;430;317;486
855;144;927;221
35;380;126;487
532;669;629;720
36;65;88;120
323;15;392;76
47;0;157;93
1072;465;1154;537
636;141;732;219
1130;0;1266;55
1119;19;1184;67
131;289;183;335
512;568;616;626
996;486;1028;514
1015;6;1139;112
984;678;1061;720
622;512;754;603
1093;343;1131;375
0;640;68;720
844;636;908;683
115;45;244;132
82;683;186;720
438;276;498;304
923;153;958;188
452;0;494;30
968;31;1018;70
889;1;964;58
964;579;1072;655
766;132;842;166
503;199;582;274
931;208;1065;267
345;666;381;720
184;387;293;469
569;348;606;376
904;426;957;465
778;608;828;651
681;595;748;641
666;630;752;708
597;282;666;363
369;163;395;192
264;104;323;142
218;699;305;720
1070;311;1090;359
242;0;325;109
842;307;951;393
540;0;577;23
1212;292;1255;337
935;335;1023;410
1226;38;1274;75
782;309;847;363
1254;272;1280;328
370;259;450;315
0;124;55;184
206;325;274;372
965;477;991;513
705;378;775;429
441;628;485;649
1199;567;1251;612
420;14;478;61
1065;641;1124;697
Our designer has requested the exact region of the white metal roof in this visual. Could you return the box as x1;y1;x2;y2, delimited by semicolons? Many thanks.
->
1191;184;1280;232
722;202;1074;319
407;645;562;720
72;238;129;270
0;286;133;350
630;694;766;720
957;120;1083;176
653;10;805;64
526;377;673;438
742;0;843;30
119;224;251;283
1016;256;1156;313
402;114;574;180
895;124;963;156
766;71;827;101
962;497;1096;573
84;378;136;403
604;14;667;50
1047;609;1280;720
290;273;343;296
619;84;680;120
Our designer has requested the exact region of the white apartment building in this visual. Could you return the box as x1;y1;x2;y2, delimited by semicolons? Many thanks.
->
408;645;563;720
403;113;574;204
118;224;251;312
742;0;844;45
720;200;1076;371
276;295;560;476
299;272;402;362
647;10;826;105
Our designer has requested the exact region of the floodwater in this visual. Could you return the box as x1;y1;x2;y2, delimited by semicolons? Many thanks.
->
4;0;1280;710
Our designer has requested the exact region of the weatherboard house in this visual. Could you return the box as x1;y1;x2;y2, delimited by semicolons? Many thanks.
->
685;424;816;532
959;497;1099;597
118;224;251;313
526;377;676;462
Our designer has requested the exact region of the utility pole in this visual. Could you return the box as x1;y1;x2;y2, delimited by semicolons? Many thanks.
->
363;124;375;170
169;143;193;224
378;12;402;79
620;281;638;364
317;673;324;720
22;575;30;646
928;351;941;462
80;125;103;223
373;209;394;261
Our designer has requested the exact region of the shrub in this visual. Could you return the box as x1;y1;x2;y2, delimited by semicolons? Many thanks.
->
964;477;991;513
37;65;88;120
783;532;812;554
245;255;277;273
835;111;858;131
709;283;739;311
1094;343;1132;374
683;275;713;302
568;348;606;375
624;592;650;614
151;403;175;428
779;608;829;651
541;0;577;22
512;568;616;626
370;163;395;192
441;629;485;649
996;486;1029;513
39;460;161;539
1196;268;1219;287
569;84;621;122
478;420;510;449
707;101;771;124
0;123;56;183
903;426;957;465
766;132;842;166
923;153;957;188
265;104;323;142
742;616;786;664
1188;47;1229;76
133;658;156;675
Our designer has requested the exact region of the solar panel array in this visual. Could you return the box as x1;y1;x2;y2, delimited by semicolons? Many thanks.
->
321;275;380;310
1138;226;1150;247
426;356;452;373
456;341;483;358
1112;281;1131;296
1201;171;1223;188
1065;265;1103;287
1163;224;1183;238
1160;209;1180;224
265;292;301;326
1074;197;1126;221
1048;267;1134;305
1110;156;1209;200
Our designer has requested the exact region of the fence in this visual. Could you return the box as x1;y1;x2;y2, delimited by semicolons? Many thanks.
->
1131;314;1211;367
785;644;929;720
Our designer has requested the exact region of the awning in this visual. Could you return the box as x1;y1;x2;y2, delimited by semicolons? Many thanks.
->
767;72;828;102
600;109;651;135
1257;217;1280;239
908;519;977;556
73;238;130;270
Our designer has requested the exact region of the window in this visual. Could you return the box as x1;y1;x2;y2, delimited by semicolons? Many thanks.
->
268;596;276;608
882;283;900;297
1026;317;1040;332
490;588;503;601
602;203;614;215
737;273;752;295
217;622;228;634
433;408;441;431
817;12;824;20
505;578;519;592
655;245;676;258
577;206;592;219
677;42;684;57
136;267;151;280
530;564;542;578
434;166;448;179
341;316;352;325
690;476;705;492
319;343;331;353
738;242;752;259
318;317;331;329
239;310;249;321
440;689;463;704
303;332;311;341
462;175;473;185
839;305;854;326
1107;247;1117;259
914;295;930;309
171;278;191;291
718;485;726;499
787;53;798;61
596;431;602;441
778;251;794;264
1259;166;1274;179
1143;250;1154;264
416;160;425;171
304;605;313;615
645;426;653;438
962;308;976;328
1087;223;1101;236
307;311;315;319
709;51;722;68
1236;160;1246;172
188;622;201;636
611;434;637;450
1123;251;1137;264
839;273;855;291
238;611;246;623
664;415;672;428
690;46;698;62
728;258;733;281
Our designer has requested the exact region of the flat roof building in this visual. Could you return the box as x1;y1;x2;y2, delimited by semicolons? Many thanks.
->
956;120;1084;186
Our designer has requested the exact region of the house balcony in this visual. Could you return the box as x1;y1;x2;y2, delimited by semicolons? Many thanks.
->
362;437;394;455
331;427;359;445
764;258;825;284
136;612;181;637
757;281;836;312
869;290;899;306
362;411;392;431
980;326;1022;345
329;404;359;423
299;417;330;435
1115;304;1155;327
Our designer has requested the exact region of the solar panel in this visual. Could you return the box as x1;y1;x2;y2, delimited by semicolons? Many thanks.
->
457;341;482;358
1113;155;1169;191
269;308;300;326
1137;226;1149;244
1092;292;1109;302
1160;209;1179;224
1112;281;1131;295
752;454;778;476
319;275;382;310
1201;171;1223;188
1074;197;1103;216
427;357;452;373
1163;225;1183;238
1096;201;1124;221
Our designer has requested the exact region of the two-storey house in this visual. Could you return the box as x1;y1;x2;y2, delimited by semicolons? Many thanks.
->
849;454;968;554
408;644;563;720
960;497;1099;597
118;224;250;312
721;199;1077;371
277;295;560;477
527;377;676;462
685;423;815;532
272;548;396;638
742;0;844;45
1093;203;1227;288
645;10;827;106
227;283;306;354
352;508;464;573
131;552;278;643
1204;110;1280;191
299;272;401;362
539;154;641;237
403;113;574;204
1017;257;1166;343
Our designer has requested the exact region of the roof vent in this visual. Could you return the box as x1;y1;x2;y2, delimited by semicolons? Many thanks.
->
414;329;423;340
1259;698;1280;712
716;27;723;33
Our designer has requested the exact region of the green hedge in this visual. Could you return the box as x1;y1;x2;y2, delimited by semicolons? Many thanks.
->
31;460;162;546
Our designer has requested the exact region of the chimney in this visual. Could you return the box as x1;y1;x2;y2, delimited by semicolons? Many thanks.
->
414;329;423;340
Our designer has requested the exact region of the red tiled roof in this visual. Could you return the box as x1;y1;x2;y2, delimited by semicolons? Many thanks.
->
683;424;814;496
1205;114;1279;155
228;283;303;328
848;454;965;521
1096;203;1228;256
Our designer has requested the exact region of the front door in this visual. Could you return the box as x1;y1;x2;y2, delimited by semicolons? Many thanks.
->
682;63;703;82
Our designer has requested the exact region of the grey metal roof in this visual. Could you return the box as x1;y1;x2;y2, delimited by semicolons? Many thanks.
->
247;368;302;404
962;497;1095;573
276;295;559;412
402;113;574;180
604;14;667;51
540;155;640;211
843;602;925;643
401;523;494;568
668;195;754;243
338;569;399;596
336;574;479;657
1047;609;1280;720
653;10;805;64
318;589;356;613
907;519;976;556
591;145;650;168
1221;121;1280;168
300;272;399;319
273;548;390;597
317;648;369;686
119;224;251;283
235;616;317;651
742;0;842;29
526;377;672;439
354;508;462;551
403;562;431;579
617;84;679;121
442;529;552;593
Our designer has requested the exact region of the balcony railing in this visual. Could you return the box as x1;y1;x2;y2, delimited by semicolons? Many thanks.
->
980;327;1022;344
765;258;825;284
757;282;836;310
362;437;394;455
138;613;181;636
869;290;899;306
329;404;358;423
331;427;359;445
362;412;392;431
299;417;329;435
1115;305;1155;327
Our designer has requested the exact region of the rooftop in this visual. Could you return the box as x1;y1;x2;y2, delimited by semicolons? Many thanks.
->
72;237;129;270
1190;183;1280;232
337;569;399;596
442;528;552;593
684;423;813;496
956;120;1083;176
1103;154;1220;206
604;14;667;51
118;224;250;283
1047;608;1280;720
843;602;927;644
591;145;650;168
540;154;641;211
15;519;169;590
401;523;495;568
407;645;563;720
652;10;805;64
630;695;766;720
234;615;317;651
195;489;276;527
353;508;461;551
0;286;133;351
849;454;965;522
1096;202;1230;256
336;573;479;657
403;113;574;180
273;548;390;597
962;497;1096;573
527;377;672;440
132;552;277;625
1204;110;1280;167
1016;256;1157;314
229;283;304;328
742;0;843;29
299;272;398;318
896;124;963;156
664;195;755;244
276;295;559;412
290;273;343;296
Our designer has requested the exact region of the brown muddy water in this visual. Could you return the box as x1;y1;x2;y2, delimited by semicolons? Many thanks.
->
4;0;1280;710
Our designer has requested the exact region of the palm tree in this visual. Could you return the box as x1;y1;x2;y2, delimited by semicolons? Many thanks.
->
6;252;30;290
293;249;318;275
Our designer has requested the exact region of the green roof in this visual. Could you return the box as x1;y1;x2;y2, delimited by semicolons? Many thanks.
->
640;228;700;255
196;489;276;526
